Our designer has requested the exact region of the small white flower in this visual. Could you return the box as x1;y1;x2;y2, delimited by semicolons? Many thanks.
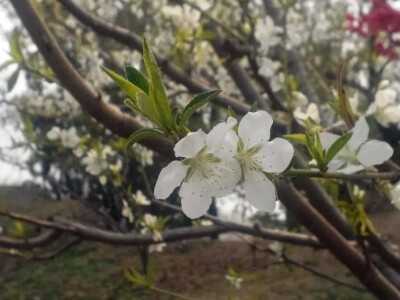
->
391;182;400;210
134;190;150;206
149;242;166;253
319;116;393;174
82;148;110;175
73;148;84;158
366;88;400;127
99;175;107;185
270;72;284;92
154;120;241;219
294;103;320;124
47;126;61;140
255;16;282;54
142;214;158;227
235;111;294;212
60;127;80;148
225;275;243;289
259;57;281;79
109;160;122;173
132;144;154;166
122;200;134;223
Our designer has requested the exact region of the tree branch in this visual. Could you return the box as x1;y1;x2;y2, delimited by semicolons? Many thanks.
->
9;0;174;157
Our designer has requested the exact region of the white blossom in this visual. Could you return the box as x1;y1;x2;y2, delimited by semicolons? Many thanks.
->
391;182;400;210
270;72;284;92
258;57;281;79
134;190;150;206
121;200;134;223
154;120;241;219
319;116;393;174
235;111;294;212
99;175;107;185
294;103;320;124
81;146;112;176
149;242;166;253
46;127;61;140
255;16;282;54
366;88;400;127
225;275;243;289
60;127;80;148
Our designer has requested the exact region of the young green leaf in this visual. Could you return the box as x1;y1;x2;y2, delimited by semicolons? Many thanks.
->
305;133;324;168
126;128;166;149
142;37;173;128
10;29;23;63
101;66;142;100
324;132;352;165
179;90;221;125
7;67;20;92
124;66;149;94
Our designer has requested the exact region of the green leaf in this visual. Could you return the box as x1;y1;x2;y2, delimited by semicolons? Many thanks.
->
10;29;23;62
126;128;166;149
101;66;143;101
124;66;149;94
142;37;173;128
305;134;323;168
7;68;20;92
0;60;15;72
283;134;306;145
324;132;352;165
180;90;221;125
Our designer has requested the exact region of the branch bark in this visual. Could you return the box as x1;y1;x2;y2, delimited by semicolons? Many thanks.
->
9;0;174;157
277;181;400;299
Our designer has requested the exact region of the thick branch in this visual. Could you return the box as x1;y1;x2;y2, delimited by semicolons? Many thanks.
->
9;0;174;157
0;229;60;250
277;181;400;299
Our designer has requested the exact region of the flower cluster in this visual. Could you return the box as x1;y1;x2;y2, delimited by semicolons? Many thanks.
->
154;111;294;219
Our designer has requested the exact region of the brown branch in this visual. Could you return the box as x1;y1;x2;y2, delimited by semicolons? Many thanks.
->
277;181;400;299
56;0;251;115
153;199;323;248
280;252;367;293
0;229;60;250
9;0;174;157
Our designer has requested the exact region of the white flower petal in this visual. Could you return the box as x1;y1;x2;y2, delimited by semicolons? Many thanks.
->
319;132;340;150
154;161;189;199
238;111;273;148
174;129;206;158
256;138;294;173
348;116;369;150
243;170;276;212
336;163;365;174
210;159;241;197
357;140;393;166
179;177;212;219
206;117;238;155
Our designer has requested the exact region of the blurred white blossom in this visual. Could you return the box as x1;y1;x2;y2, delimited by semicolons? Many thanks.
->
255;16;282;54
134;190;150;206
149;242;166;253
367;88;400;127
122;200;134;223
225;274;243;289
81;146;112;175
319;116;393;174
391;182;400;210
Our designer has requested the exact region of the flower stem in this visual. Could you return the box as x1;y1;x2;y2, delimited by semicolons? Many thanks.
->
286;169;399;181
150;286;191;300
